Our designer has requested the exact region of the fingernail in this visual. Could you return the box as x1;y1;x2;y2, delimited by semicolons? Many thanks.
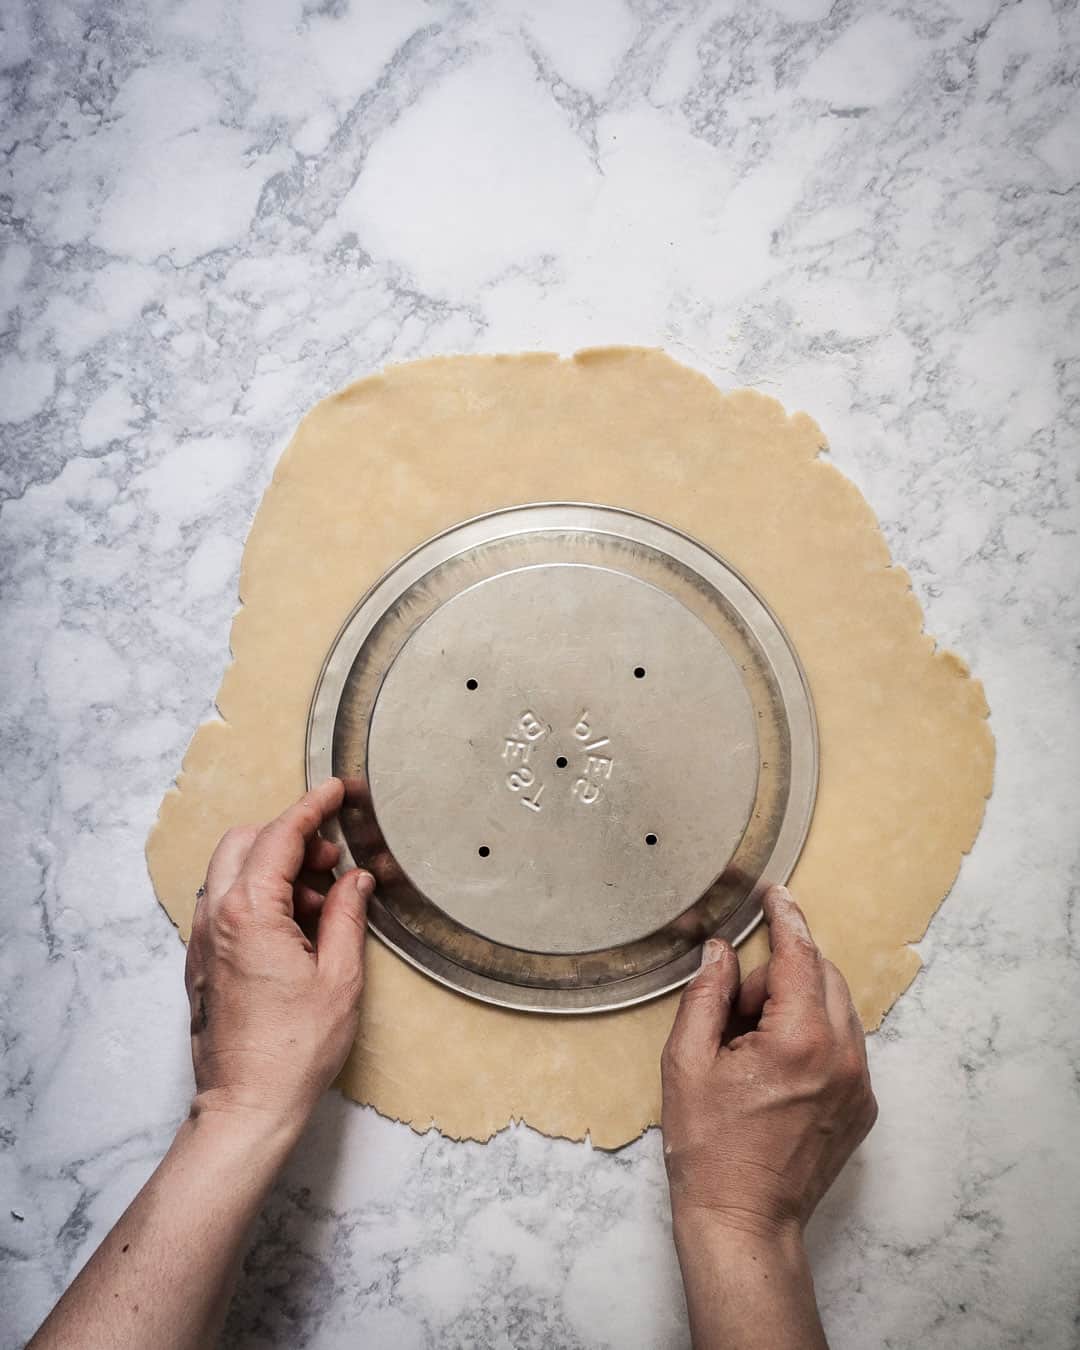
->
693;938;730;977
766;884;810;936
355;870;375;894
766;883;795;911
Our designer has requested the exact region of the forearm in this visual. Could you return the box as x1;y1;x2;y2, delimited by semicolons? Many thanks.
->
30;1103;301;1350
673;1209;828;1350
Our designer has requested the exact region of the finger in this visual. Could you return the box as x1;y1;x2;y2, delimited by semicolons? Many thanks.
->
823;959;868;1066
342;778;386;857
341;776;372;810
240;779;346;907
736;963;769;1021
294;879;330;930
366;847;406;888
664;939;740;1068
205;825;259;897
317;869;374;990
762;884;826;1015
304;836;341;874
721;962;770;1046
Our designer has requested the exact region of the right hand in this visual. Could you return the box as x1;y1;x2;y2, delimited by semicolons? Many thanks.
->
661;885;877;1240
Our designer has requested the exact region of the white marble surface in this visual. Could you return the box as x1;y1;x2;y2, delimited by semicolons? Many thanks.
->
2;0;1079;1346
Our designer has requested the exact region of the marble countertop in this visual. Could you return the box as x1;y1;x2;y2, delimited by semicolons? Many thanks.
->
3;1;1078;1347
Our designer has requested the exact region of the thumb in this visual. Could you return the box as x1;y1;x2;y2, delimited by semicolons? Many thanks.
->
317;869;374;990
664;940;740;1069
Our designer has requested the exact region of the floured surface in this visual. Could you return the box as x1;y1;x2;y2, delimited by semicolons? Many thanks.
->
146;348;994;1148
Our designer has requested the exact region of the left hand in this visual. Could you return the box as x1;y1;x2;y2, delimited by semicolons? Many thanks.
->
185;778;374;1136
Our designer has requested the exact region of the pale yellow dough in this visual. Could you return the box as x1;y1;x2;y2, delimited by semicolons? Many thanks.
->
147;348;994;1149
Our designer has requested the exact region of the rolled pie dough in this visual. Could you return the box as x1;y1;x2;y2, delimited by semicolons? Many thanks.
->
147;348;994;1148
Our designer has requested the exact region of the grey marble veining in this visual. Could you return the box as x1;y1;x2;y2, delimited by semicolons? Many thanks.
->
2;0;1078;1347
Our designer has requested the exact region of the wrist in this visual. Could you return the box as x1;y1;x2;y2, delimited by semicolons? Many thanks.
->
672;1202;806;1269
187;1088;310;1161
671;1205;825;1350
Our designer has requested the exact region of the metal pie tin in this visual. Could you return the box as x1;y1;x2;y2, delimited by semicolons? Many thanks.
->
307;503;817;1012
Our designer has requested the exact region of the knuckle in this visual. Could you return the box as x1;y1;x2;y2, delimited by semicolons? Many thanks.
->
822;957;850;990
325;967;365;1014
791;934;821;963
835;1048;865;1090
786;1020;830;1061
334;898;366;937
253;819;281;848
224;824;258;850
660;1039;686;1082
661;1029;705;1083
287;801;319;836
213;886;253;934
682;977;732;1013
343;969;366;1004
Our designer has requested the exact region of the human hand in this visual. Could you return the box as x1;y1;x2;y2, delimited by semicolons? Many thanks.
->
662;885;877;1243
185;778;373;1139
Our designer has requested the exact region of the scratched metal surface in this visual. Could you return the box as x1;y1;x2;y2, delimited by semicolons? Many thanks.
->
307;504;817;1011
